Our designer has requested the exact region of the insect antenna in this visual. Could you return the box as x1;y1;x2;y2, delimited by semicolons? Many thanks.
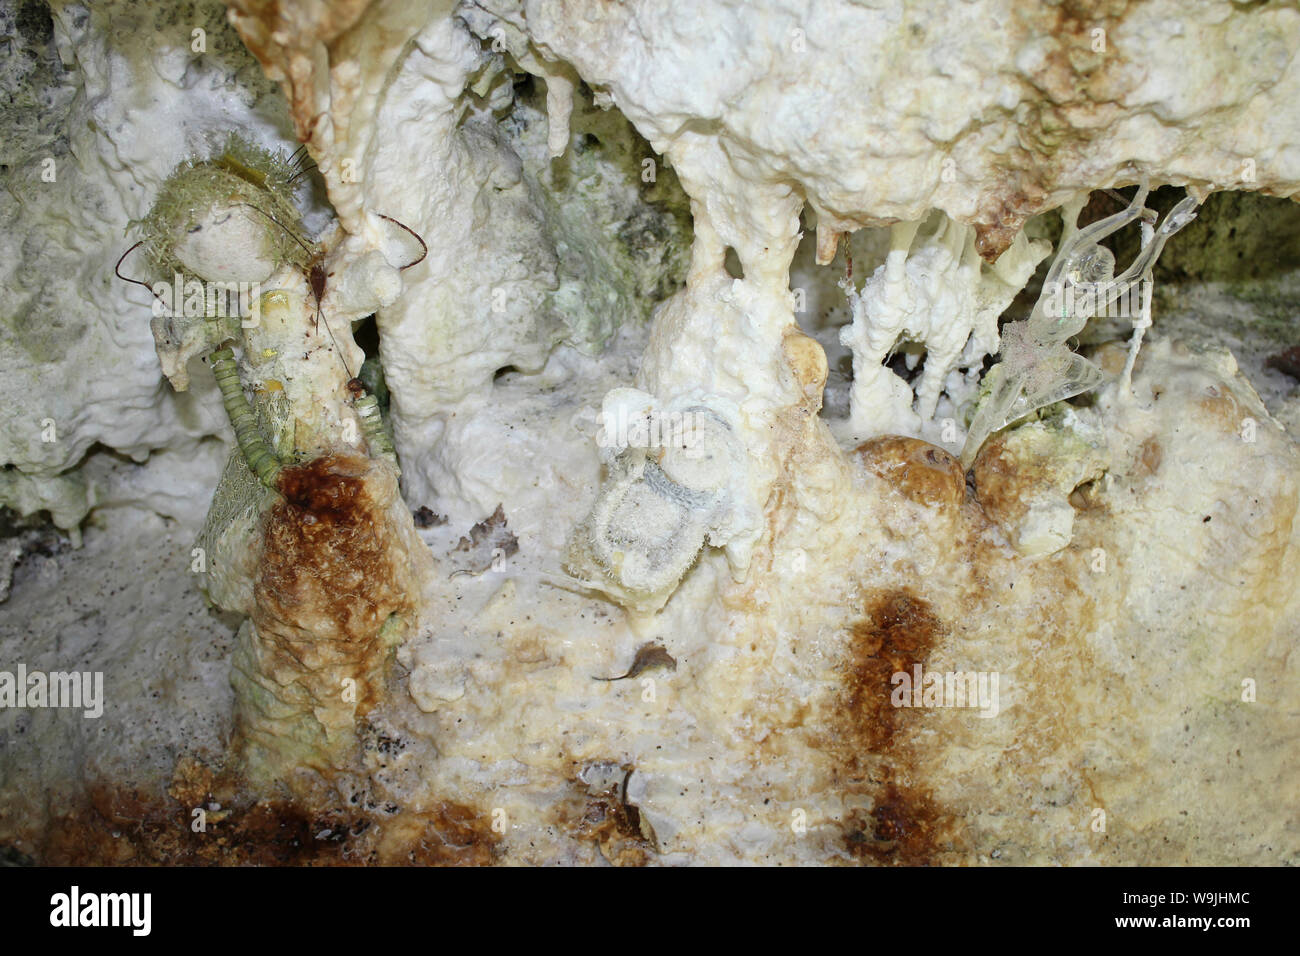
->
232;201;355;381
232;201;315;259
306;261;354;380
287;162;318;185
376;213;428;270
321;314;355;381
114;241;167;303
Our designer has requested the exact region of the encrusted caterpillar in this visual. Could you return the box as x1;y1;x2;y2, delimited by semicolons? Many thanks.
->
211;347;282;488
354;392;399;471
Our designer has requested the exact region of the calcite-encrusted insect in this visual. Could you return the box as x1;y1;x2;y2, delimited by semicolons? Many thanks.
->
121;134;317;286
116;135;424;480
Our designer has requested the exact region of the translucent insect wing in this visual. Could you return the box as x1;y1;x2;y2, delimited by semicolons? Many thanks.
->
1011;352;1107;421
961;363;1022;467
961;352;1106;467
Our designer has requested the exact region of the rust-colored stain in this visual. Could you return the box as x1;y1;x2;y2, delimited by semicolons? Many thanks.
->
854;436;966;512
974;187;1048;262
1195;385;1246;434
562;764;656;866
277;452;367;519
969;432;1018;516
575;793;654;867
842;782;944;866
842;590;943;757
1135;435;1163;478
833;589;950;865
968;430;1061;532
229;452;422;788
255;453;409;715
374;804;500;867
266;453;383;615
22;758;498;866
972;0;1139;261
224;0;415;192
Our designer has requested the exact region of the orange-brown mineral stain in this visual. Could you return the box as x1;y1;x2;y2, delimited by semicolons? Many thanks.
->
854;436;966;513
835;589;950;865
253;453;409;715
842;782;944;866
34;787;496;866
22;755;499;866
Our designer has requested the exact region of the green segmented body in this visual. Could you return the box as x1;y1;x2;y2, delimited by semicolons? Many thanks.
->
354;394;399;472
212;347;283;489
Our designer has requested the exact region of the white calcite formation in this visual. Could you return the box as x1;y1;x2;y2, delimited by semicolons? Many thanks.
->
0;1;295;533
839;218;1050;443
1;0;1299;865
